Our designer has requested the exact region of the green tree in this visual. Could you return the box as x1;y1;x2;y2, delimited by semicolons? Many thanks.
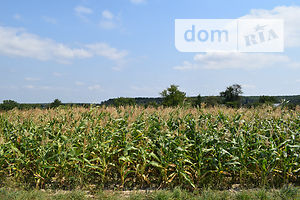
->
204;96;221;107
192;94;202;107
220;84;243;107
160;84;186;107
113;97;136;107
0;100;19;111
259;96;277;104
49;99;62;108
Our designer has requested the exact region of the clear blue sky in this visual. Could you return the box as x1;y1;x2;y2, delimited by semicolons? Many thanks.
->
0;0;300;103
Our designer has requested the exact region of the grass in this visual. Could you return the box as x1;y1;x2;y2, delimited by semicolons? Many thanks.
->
0;106;299;190
0;186;299;200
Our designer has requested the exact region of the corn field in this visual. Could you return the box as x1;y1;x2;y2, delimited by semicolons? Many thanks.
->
0;106;299;190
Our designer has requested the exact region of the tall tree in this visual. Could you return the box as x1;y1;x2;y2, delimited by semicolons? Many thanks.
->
160;84;186;107
220;84;243;107
50;99;62;108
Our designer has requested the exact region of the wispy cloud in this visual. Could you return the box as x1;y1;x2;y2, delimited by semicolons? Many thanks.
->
24;85;35;89
130;0;146;5
129;85;161;96
86;43;128;69
86;43;128;61
99;20;116;30
23;85;68;91
75;81;85;86
102;10;114;20
53;72;63;77
42;16;57;24
0;25;128;67
74;5;93;22
88;84;102;91
174;52;300;70
74;5;93;15
99;10;120;30
242;84;256;89
25;77;40;81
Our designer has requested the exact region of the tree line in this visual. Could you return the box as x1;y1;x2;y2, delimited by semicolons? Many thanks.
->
1;84;300;111
101;84;299;108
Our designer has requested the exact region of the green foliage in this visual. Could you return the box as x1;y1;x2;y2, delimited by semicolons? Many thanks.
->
203;96;221;107
0;100;19;111
113;97;136;107
49;99;62;108
192;95;202;107
0;107;299;190
220;84;243;107
160;85;186;107
259;96;277;104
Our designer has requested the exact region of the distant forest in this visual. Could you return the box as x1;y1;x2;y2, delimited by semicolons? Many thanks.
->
101;95;300;107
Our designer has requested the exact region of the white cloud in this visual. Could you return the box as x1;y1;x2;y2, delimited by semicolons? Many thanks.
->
88;84;102;91
42;16;57;24
75;81;85;86
0;26;91;62
242;84;256;89
24;85;35;89
130;0;146;4
129;85;161;96
86;43;128;69
86;43;128;61
296;79;300;82
25;77;40;81
0;25;128;67
241;6;300;48
53;72;63;77
99;10;120;30
99;20;117;30
174;52;300;70
74;5;93;22
23;85;70;91
102;10;114;20
74;5;93;15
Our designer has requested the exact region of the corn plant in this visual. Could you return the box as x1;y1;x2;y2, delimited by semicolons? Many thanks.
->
0;106;299;190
